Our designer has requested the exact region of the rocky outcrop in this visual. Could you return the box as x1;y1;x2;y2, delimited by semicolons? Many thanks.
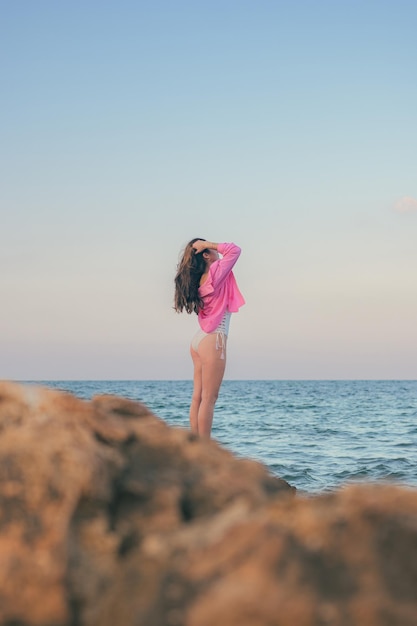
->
0;382;292;626
0;381;416;626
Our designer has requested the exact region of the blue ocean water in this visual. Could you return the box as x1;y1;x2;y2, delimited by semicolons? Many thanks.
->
26;380;417;493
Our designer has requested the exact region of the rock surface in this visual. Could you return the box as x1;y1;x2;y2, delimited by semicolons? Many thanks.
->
0;381;416;626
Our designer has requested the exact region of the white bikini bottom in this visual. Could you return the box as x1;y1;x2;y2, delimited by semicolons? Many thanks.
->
191;311;231;359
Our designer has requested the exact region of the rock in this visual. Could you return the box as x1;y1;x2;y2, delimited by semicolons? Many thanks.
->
0;382;292;626
1;382;417;626
181;484;417;626
93;483;417;626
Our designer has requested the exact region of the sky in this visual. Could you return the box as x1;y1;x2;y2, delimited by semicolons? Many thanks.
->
1;0;416;380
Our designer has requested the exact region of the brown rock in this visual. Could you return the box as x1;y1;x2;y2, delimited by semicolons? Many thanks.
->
182;485;417;626
0;382;292;625
95;484;417;626
1;382;417;626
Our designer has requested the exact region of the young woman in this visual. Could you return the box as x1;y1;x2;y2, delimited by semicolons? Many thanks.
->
174;239;245;437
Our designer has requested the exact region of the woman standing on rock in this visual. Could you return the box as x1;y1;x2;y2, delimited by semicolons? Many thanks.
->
174;239;245;438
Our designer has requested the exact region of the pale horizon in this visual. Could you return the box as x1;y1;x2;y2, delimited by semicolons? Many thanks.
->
2;1;416;381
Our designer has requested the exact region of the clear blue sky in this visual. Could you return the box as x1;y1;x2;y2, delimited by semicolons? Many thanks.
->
1;0;416;379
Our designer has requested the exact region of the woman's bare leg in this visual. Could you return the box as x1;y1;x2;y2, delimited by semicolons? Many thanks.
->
196;334;227;437
189;346;202;434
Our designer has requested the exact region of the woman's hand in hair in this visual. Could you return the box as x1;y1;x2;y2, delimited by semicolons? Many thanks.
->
192;240;218;254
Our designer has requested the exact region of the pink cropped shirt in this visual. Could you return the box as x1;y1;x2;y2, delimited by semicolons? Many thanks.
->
198;242;245;333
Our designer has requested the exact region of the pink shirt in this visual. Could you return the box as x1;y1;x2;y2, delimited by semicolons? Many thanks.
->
198;242;245;332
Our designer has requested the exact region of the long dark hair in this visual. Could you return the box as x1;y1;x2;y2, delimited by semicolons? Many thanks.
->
174;238;208;314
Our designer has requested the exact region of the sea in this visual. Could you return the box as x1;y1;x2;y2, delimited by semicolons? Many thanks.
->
25;379;417;494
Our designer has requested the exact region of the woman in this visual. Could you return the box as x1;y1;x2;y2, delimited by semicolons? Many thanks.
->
174;239;245;437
